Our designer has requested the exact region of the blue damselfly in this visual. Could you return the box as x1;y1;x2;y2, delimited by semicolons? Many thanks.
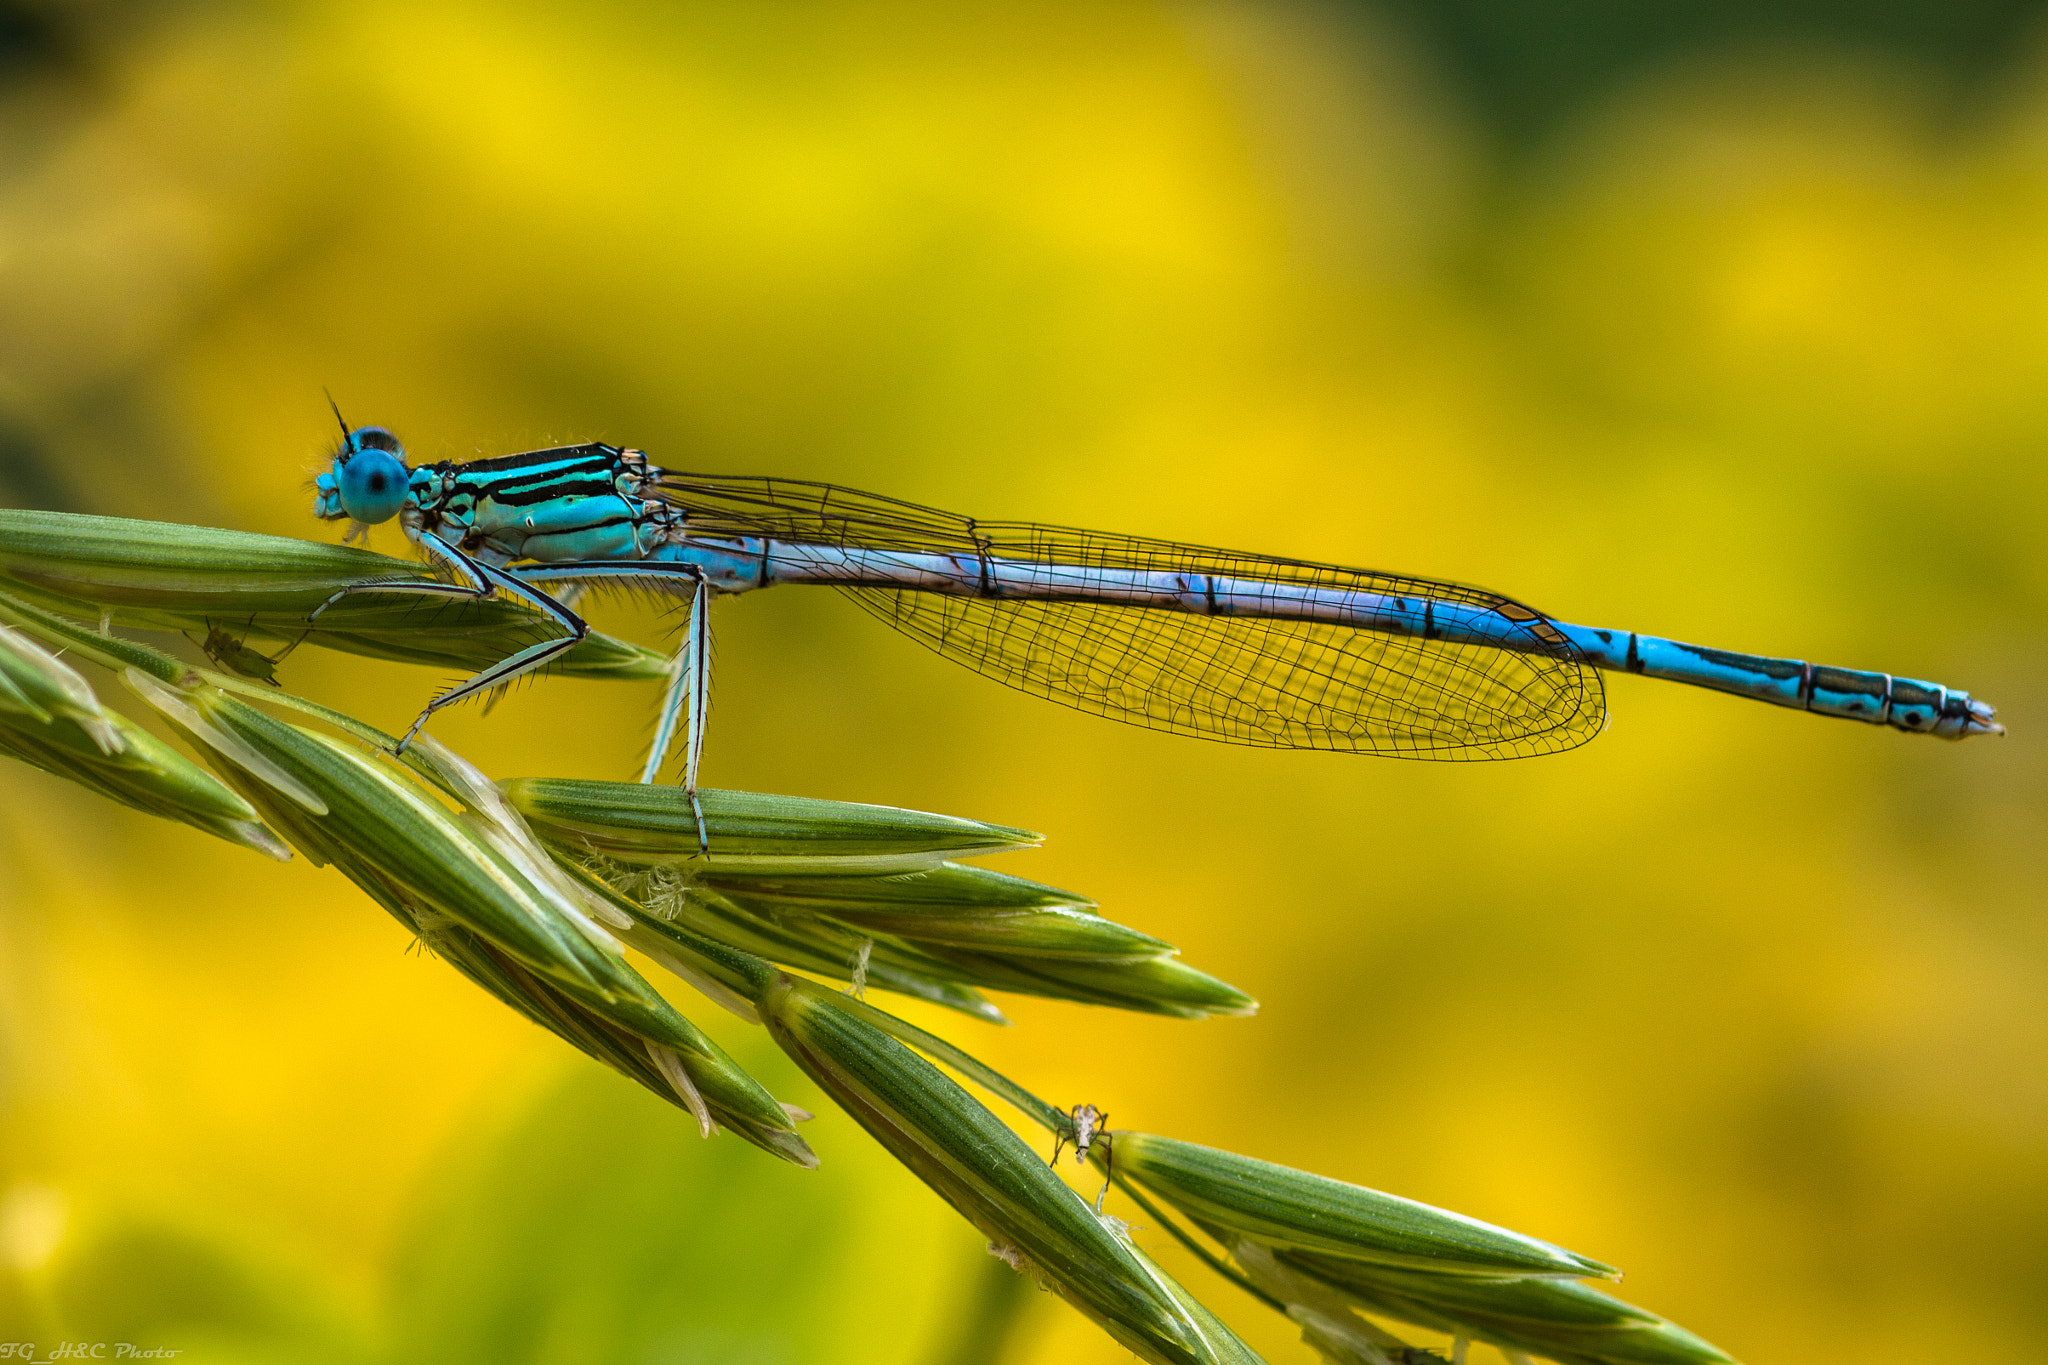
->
311;419;2001;842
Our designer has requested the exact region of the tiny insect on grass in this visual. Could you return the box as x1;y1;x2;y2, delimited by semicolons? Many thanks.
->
1050;1102;1114;1213
188;618;310;687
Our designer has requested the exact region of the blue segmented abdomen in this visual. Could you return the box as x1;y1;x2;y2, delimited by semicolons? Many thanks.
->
1552;623;1997;739
519;533;1998;743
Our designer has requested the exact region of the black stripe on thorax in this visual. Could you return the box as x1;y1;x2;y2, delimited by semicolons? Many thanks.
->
432;445;629;508
456;443;625;473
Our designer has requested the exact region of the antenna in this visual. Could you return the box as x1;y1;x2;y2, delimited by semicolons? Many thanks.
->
323;389;352;449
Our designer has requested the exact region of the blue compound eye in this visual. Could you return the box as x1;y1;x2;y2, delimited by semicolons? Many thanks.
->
335;431;410;524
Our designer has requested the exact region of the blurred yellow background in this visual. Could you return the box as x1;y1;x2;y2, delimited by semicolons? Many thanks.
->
0;1;2042;1361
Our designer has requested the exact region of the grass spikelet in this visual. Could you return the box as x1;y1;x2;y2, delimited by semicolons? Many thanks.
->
0;625;288;858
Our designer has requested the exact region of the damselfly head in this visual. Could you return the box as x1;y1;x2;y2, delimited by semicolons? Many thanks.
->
313;424;410;524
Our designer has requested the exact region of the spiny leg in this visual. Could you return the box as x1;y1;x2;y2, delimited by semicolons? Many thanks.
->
310;527;497;622
396;572;589;749
315;532;590;752
641;586;697;786
657;568;713;854
515;561;715;851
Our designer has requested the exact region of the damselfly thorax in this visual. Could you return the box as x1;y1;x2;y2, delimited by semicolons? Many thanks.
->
397;444;668;566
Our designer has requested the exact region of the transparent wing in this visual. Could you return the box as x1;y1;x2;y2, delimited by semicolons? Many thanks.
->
654;473;1606;759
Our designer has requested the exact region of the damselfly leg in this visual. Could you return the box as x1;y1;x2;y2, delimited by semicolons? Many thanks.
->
513;561;716;850
311;530;589;750
640;566;711;852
